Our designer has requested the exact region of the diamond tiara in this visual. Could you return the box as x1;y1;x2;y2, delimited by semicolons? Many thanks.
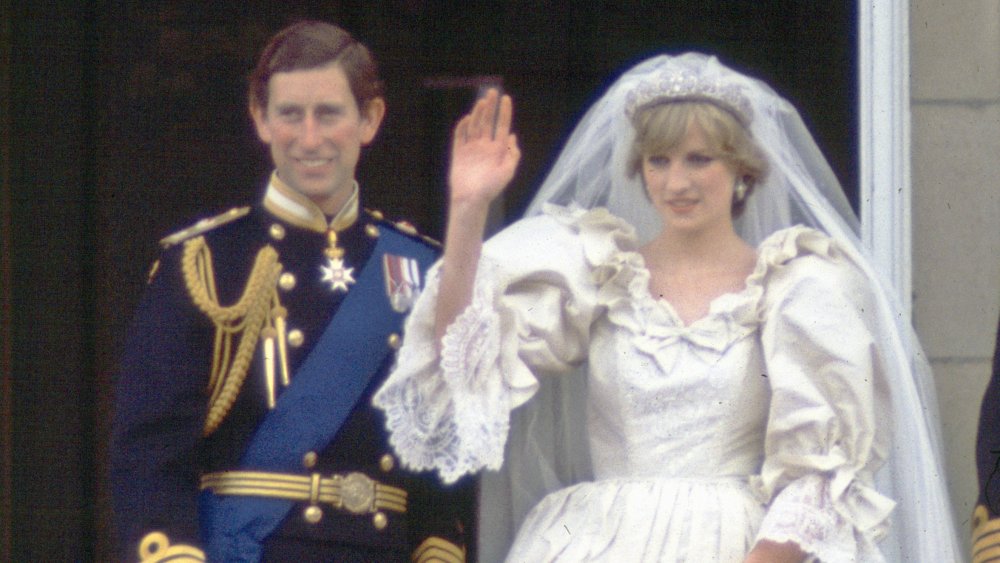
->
624;71;753;126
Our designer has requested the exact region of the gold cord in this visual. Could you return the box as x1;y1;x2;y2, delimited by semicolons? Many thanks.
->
181;236;284;436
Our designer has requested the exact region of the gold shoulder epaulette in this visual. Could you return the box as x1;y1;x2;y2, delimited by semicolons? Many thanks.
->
159;207;251;249
364;208;441;248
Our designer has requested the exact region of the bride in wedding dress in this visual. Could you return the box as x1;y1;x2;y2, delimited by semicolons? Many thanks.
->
374;52;960;563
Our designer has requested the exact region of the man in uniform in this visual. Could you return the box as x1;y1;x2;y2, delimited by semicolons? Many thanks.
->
974;313;1000;563
110;20;473;562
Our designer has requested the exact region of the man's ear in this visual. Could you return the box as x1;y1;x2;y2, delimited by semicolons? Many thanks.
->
359;97;386;146
250;103;272;144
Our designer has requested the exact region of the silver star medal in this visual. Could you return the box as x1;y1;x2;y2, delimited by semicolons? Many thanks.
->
320;257;355;292
320;228;355;292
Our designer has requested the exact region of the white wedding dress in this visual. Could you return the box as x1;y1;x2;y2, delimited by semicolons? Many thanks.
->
375;205;896;562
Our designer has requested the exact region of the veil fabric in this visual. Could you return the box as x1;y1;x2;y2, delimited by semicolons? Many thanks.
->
480;53;961;562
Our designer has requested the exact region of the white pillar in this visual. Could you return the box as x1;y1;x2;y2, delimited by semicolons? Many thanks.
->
858;0;912;317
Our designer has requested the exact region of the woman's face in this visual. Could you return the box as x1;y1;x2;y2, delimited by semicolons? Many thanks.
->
641;121;739;234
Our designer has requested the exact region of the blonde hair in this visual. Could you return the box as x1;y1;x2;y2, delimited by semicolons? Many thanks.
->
627;100;768;217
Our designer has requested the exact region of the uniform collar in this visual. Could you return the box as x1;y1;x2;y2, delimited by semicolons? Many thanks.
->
262;171;359;233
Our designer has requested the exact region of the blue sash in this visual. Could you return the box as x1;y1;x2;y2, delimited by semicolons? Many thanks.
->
199;229;437;562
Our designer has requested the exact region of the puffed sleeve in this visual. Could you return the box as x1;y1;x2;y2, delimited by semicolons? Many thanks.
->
374;206;635;484
753;227;895;562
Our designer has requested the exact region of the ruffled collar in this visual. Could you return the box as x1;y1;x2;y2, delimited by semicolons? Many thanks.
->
543;204;834;354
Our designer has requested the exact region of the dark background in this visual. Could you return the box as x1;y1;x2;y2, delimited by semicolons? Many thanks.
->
1;1;855;560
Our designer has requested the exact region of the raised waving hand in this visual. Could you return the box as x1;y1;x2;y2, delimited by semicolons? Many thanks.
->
448;89;521;208
436;89;521;342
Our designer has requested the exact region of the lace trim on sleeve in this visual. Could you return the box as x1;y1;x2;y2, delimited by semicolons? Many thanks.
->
377;208;608;485
437;280;510;477
755;474;886;563
375;271;513;484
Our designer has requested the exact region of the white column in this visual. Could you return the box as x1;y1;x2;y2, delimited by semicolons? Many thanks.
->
858;0;912;318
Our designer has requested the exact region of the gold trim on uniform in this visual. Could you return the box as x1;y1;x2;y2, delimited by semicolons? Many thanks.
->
302;451;318;469
201;470;407;516
180;236;289;434
973;505;1000;563
273;308;290;387
146;259;161;285
263;172;359;234
278;272;296;291
324;229;345;260
363;207;441;247
379;453;395;473
303;505;323;524
159;207;251;249
411;536;465;563
261;327;278;408
138;531;206;562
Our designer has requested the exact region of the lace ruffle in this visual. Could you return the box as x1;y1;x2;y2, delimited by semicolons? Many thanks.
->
377;262;521;484
592;222;836;361
755;474;888;563
375;354;468;482
437;276;510;480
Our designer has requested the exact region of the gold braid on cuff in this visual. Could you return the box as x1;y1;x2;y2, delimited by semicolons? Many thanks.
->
411;536;466;563
137;531;205;563
973;505;1000;563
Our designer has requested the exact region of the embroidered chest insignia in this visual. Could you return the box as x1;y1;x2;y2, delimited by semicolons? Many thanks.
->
383;254;422;313
320;257;356;293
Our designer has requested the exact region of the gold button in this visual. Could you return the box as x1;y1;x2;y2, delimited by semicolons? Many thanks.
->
302;451;318;468
372;511;388;530
365;224;380;238
369;209;384;221
387;333;401;350
279;272;297;291
288;329;304;348
303;505;323;524
379;454;395;473
270;224;286;240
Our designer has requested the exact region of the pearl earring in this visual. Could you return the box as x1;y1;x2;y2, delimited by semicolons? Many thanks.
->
734;180;748;202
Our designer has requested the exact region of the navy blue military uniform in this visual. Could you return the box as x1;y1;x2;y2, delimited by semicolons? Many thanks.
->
974;313;1000;563
110;178;473;562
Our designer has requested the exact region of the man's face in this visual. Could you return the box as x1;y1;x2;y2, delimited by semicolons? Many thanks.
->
251;62;384;214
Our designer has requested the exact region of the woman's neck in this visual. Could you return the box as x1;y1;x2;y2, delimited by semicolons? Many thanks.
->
641;222;758;325
644;222;751;270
